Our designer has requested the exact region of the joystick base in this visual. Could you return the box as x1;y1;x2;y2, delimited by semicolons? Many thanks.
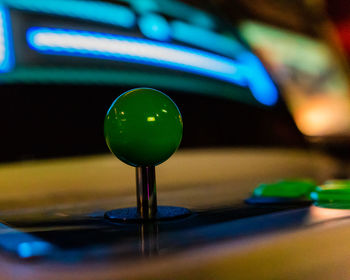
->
105;206;191;223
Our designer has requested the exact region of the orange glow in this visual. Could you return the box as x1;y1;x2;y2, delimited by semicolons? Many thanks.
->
310;205;350;222
294;95;350;136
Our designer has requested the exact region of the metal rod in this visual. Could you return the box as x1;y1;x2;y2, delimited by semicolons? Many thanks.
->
139;223;159;256
136;166;157;220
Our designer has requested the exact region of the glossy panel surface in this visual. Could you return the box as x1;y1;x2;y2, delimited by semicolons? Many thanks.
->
0;149;340;280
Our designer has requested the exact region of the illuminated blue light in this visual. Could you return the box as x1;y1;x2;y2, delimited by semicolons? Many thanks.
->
171;22;278;105
171;21;245;58
0;6;14;72
26;27;278;106
0;223;55;258
27;27;246;87
138;14;171;41
238;52;278;106
17;241;53;258
1;0;135;28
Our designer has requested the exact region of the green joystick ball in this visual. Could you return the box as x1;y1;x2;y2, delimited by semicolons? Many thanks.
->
104;88;190;222
104;88;183;167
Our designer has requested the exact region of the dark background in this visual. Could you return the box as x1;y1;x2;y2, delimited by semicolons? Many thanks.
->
0;84;304;162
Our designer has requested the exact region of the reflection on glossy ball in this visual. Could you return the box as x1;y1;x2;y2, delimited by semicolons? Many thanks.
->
104;88;183;166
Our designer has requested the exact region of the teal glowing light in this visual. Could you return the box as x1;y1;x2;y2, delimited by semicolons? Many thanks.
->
138;14;171;41
156;0;215;29
171;21;245;58
0;66;254;104
129;0;158;13
0;6;14;72
0;0;135;28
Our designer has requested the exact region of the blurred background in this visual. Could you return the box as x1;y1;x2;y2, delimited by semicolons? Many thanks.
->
0;0;349;164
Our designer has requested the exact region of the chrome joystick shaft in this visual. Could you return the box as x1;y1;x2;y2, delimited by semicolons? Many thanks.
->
136;166;157;220
104;88;190;223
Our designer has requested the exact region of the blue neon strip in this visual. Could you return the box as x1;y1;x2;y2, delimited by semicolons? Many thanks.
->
27;27;247;87
0;0;135;28
238;53;278;106
0;6;13;72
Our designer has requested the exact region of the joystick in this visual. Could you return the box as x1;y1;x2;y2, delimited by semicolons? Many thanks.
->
104;88;191;222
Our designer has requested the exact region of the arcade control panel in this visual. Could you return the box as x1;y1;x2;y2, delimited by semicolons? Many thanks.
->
0;88;349;279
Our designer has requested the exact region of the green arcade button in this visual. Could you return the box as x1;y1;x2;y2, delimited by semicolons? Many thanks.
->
311;181;350;209
253;179;317;199
246;179;317;205
104;88;191;222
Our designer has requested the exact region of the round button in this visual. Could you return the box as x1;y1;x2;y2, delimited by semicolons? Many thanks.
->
253;179;317;198
311;181;350;209
104;88;183;166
